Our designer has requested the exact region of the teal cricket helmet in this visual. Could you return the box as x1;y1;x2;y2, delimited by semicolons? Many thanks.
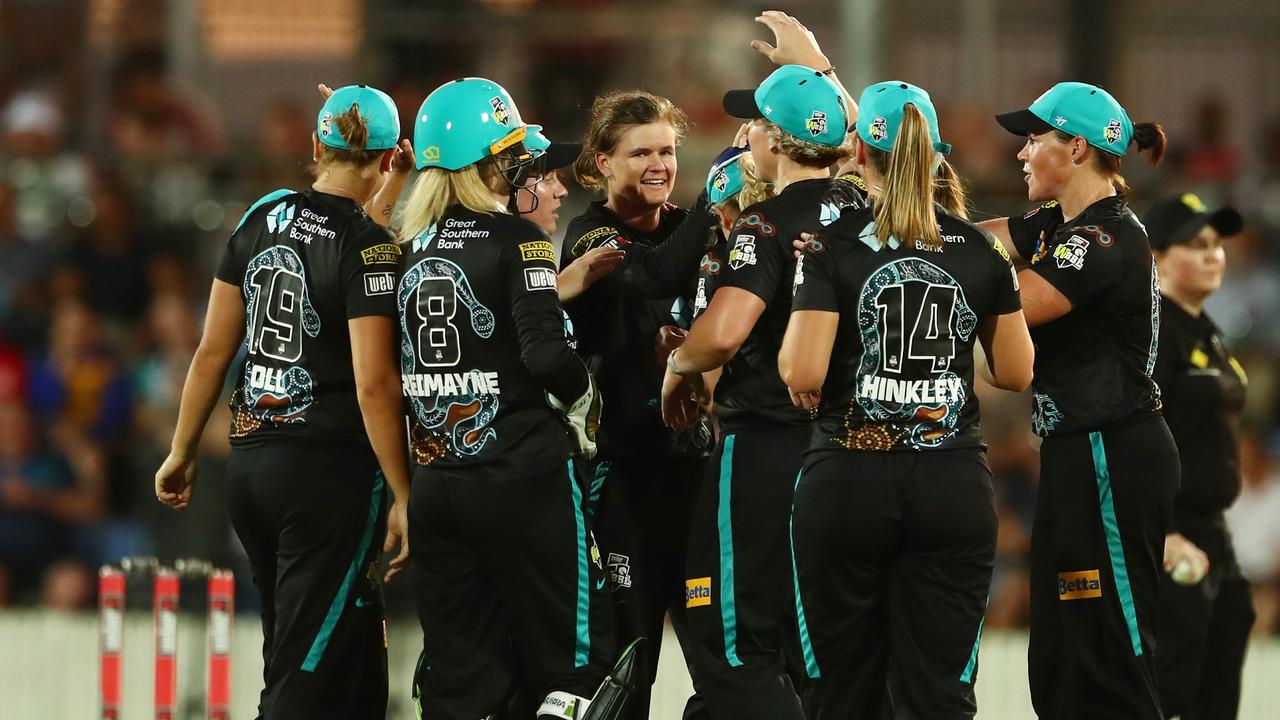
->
706;146;749;205
723;65;848;148
996;81;1134;156
855;81;951;155
414;77;528;171
317;84;400;151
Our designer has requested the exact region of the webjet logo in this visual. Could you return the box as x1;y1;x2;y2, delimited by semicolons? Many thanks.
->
267;202;296;235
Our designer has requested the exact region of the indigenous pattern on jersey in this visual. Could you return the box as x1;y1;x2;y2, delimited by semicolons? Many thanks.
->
1152;301;1247;512
561;200;715;461
792;207;1020;454
215;189;399;445
714;177;868;430
1009;195;1162;437
399;207;587;478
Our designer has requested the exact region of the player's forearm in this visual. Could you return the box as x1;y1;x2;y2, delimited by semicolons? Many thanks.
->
355;380;412;504
671;332;737;375
365;173;409;228
169;345;235;459
605;196;715;299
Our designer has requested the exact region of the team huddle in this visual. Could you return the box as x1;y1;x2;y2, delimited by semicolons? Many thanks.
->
154;10;1253;720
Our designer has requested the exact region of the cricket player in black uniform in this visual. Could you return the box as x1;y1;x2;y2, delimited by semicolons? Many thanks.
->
779;81;1033;720
660;63;866;720
986;82;1177;719
398;77;613;720
155;85;412;719
561;88;719;720
1145;193;1253;719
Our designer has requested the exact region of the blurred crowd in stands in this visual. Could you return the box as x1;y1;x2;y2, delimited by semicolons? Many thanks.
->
2;8;1280;634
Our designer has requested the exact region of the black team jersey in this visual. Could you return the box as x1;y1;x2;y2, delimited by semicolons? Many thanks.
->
215;188;400;446
1008;195;1162;437
398;206;590;479
793;207;1021;455
691;230;729;321
1153;301;1247;512
713;177;867;431
561;197;715;461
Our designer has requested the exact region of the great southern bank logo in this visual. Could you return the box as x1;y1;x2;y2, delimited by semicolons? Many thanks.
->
267;202;296;234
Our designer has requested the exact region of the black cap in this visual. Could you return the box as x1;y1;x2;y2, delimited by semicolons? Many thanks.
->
722;89;763;119
994;109;1054;137
540;141;582;171
1144;193;1244;251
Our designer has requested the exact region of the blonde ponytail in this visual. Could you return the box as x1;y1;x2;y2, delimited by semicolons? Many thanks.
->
398;160;507;245
870;104;941;250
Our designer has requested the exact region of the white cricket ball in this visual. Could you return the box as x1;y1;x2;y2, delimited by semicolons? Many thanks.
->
1171;558;1205;586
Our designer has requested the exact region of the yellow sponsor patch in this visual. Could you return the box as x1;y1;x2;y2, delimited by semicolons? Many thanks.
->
1058;569;1102;600
519;240;556;263
685;577;712;608
1189;347;1209;369
361;243;402;266
837;173;869;192
989;233;1011;263
570;226;620;258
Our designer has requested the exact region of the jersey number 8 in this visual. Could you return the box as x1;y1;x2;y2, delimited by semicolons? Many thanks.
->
416;277;461;368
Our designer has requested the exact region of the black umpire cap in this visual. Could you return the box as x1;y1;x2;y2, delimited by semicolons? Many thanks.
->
1144;193;1243;251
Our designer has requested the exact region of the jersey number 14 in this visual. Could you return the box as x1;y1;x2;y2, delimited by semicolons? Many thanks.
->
875;281;958;374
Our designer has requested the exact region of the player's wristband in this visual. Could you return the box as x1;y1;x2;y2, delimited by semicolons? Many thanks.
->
819;66;836;76
667;349;685;376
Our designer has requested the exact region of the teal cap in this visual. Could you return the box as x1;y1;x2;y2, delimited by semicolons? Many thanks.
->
855;81;951;155
706;147;749;205
317;85;400;151
996;81;1134;156
723;65;848;148
414;77;527;170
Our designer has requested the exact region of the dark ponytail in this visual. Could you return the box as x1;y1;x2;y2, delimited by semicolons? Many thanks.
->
1066;120;1166;194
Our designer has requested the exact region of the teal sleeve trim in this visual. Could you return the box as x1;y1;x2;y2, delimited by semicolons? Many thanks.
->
301;471;384;672
1090;431;1144;656
569;459;591;667
791;469;820;679
718;435;743;667
235;188;293;233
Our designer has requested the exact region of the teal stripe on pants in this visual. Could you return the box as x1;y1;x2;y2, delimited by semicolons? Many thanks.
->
790;469;820;679
587;461;609;525
718;435;742;667
1089;431;1144;656
569;459;591;667
958;611;986;683
302;471;384;672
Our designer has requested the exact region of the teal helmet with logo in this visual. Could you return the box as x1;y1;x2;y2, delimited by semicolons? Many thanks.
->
414;77;529;171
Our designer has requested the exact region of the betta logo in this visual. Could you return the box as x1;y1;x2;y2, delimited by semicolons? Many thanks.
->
869;115;888;142
490;96;511;127
421;146;441;164
806;110;828;137
685;577;712;608
1103;119;1123;145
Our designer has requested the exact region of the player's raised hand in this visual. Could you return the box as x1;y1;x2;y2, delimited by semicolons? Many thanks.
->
752;11;829;71
318;83;335;99
733;122;751;149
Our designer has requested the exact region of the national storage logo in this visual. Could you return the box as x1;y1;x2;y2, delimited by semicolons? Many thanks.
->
685;577;712;608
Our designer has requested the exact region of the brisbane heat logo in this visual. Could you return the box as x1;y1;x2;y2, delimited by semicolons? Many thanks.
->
490;96;511;127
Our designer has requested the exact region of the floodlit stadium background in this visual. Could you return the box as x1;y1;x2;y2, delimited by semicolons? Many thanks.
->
1;0;1279;717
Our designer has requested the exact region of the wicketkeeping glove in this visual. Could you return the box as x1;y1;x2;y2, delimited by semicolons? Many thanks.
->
548;373;602;460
